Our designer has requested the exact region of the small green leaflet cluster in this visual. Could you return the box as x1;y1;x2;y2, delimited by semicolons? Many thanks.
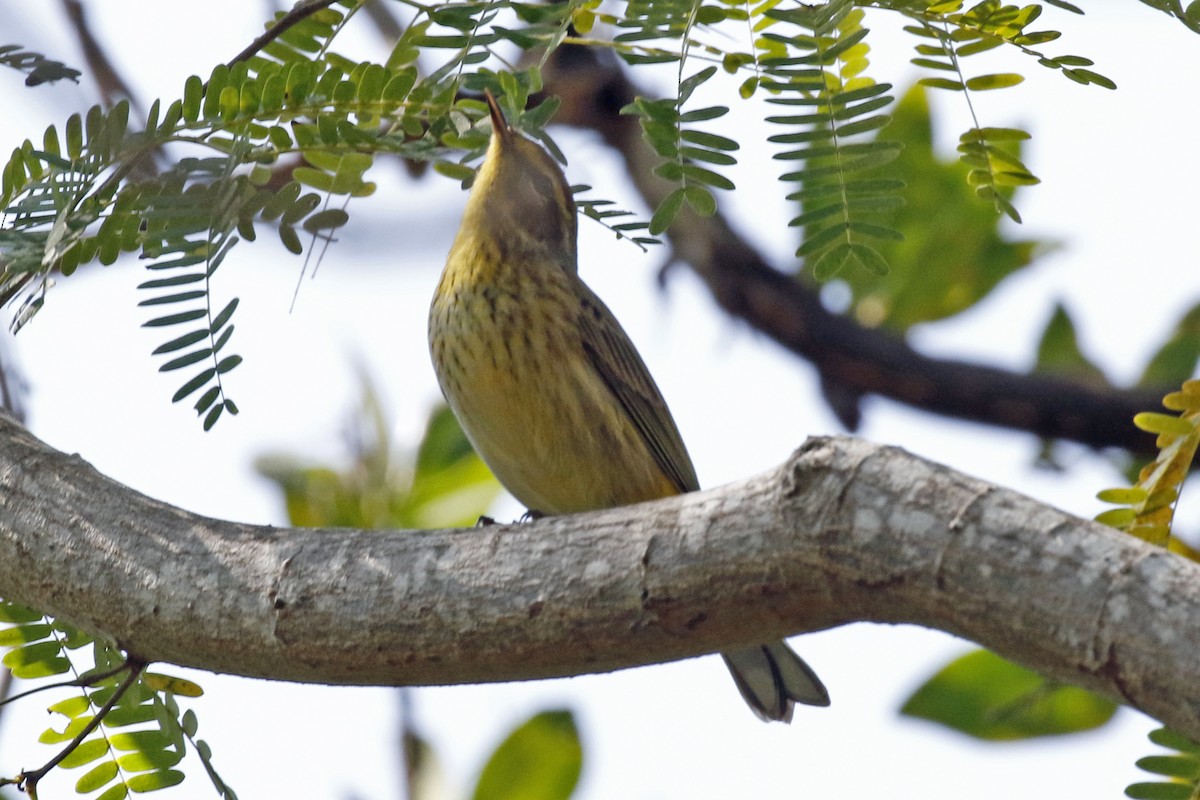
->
0;0;665;428
0;599;233;800
1094;380;1200;547
0;598;94;680
1137;0;1200;34
902;0;1113;221
135;158;248;431
0;0;1133;425
1085;382;1200;795
1;100;132;330
622;67;738;235
600;0;1123;276
610;0;905;277
615;0;745;235
571;185;657;250
614;0;705;63
0;43;82;86
1127;728;1200;800
764;0;903;280
427;68;655;254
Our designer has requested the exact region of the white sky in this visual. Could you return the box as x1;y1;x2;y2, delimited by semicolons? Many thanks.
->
1;2;1197;799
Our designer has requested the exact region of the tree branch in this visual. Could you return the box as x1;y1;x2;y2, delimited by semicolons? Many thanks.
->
0;415;1195;736
226;0;344;68
534;45;1166;453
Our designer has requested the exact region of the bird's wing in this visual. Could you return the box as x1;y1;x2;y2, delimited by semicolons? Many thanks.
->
575;280;700;494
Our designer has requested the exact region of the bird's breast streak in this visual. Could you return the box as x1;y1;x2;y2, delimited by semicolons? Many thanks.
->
434;280;677;514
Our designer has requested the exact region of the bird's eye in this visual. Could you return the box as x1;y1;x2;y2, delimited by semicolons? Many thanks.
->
527;168;556;202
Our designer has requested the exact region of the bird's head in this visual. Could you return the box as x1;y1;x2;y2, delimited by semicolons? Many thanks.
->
462;92;578;266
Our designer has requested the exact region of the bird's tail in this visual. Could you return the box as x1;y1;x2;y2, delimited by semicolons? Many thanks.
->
721;641;830;723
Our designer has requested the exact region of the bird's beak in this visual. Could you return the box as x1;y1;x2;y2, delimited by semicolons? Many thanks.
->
485;90;510;145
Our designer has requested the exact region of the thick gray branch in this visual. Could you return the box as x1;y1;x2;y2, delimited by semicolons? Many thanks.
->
0;413;1195;736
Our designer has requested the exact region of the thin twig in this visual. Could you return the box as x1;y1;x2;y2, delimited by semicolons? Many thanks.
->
227;0;346;67
16;660;146;796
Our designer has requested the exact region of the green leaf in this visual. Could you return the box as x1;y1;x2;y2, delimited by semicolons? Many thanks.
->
901;648;1117;740
118;747;185;772
278;224;303;254
1095;507;1137;528
95;783;130;800
1097;487;1148;505
845;242;889;275
1134;413;1196;437
143;672;204;697
293;166;336;192
812;244;853;281
649;187;686;235
103;704;159;728
680;163;734;190
152;330;209;356
471;711;582;800
680;130;739;152
965;73;1025;91
59;737;110;768
1125;783;1194;800
182;709;199;737
172;368;216;403
138;273;206;290
678;66;717;106
48;695;92;718
678;105;728;123
5;640;70;677
1136;755;1200;780
0;602;43;623
918;77;965;91
1034;304;1106;384
76;760;119;793
126;769;185;792
216;355;242;374
210;298;239;333
40;716;91;744
194;386;221;414
1139;302;1200;387
138;290;206;307
203;403;224;431
683;185;717;216
302;208;350;233
261;181;302;221
109;729;173;752
0;622;52;645
143;309;207;328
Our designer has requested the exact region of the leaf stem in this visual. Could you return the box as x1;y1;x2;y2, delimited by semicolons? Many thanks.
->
17;659;147;796
226;0;346;68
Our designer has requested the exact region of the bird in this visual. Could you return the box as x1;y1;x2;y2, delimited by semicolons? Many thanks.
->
428;91;830;721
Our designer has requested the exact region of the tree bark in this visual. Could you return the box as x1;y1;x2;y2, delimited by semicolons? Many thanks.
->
0;413;1195;736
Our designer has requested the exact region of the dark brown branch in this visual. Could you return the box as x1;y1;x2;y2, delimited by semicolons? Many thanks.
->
535;45;1166;454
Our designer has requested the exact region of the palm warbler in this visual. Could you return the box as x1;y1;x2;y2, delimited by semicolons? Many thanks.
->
428;92;829;722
